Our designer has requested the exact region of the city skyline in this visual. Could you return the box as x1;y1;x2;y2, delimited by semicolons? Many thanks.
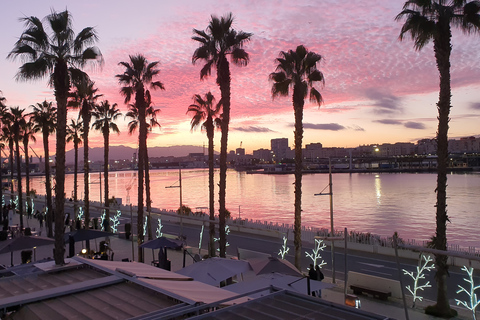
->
1;0;479;156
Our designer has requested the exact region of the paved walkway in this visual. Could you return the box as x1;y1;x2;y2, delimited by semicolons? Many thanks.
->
0;212;472;320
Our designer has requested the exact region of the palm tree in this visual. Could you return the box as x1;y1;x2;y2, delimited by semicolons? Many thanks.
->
22;117;37;221
69;80;102;231
396;1;480;316
126;90;161;240
0;92;6;220
30;101;57;238
187;92;221;257
92;100;121;232
117;54;165;262
270;45;324;269
10;107;27;230
8;9;103;265
192;13;252;257
66;118;83;229
1;112;15;211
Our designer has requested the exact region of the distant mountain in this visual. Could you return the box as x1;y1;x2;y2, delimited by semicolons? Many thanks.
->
65;145;208;164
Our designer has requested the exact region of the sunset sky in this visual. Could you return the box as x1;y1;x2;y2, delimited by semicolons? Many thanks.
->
1;0;479;156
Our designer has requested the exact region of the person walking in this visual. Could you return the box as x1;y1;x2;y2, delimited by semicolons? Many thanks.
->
308;264;318;296
315;265;324;298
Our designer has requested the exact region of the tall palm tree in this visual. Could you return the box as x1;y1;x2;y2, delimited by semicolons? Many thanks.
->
187;91;221;257
30;101;57;237
396;1;480;316
117;54;164;262
0;92;6;219
192;13;252;257
66;118;83;229
126;90;161;240
1;112;15;210
69;80;102;230
22;117;37;221
10;107;27;230
92;100;121;232
8;9;103;265
270;45;324;269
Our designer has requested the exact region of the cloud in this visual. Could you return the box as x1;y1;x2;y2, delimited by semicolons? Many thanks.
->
374;119;403;125
349;125;365;131
404;121;426;129
303;123;346;131
470;102;480;110
364;89;403;115
233;126;274;133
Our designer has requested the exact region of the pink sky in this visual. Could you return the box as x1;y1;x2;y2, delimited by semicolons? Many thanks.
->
1;0;479;156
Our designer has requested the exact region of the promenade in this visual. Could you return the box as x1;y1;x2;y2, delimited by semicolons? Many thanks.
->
1;211;472;320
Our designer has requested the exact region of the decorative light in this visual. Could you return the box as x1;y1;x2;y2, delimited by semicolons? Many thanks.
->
199;225;204;251
455;266;480;320
109;210;121;233
402;254;434;307
278;236;289;259
156;218;163;238
214;225;230;254
305;239;327;268
143;216;148;236
77;206;84;220
100;210;106;231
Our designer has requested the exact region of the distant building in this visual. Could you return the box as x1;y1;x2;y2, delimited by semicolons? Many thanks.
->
449;136;480;153
417;139;437;155
271;138;290;162
253;148;273;162
236;148;245;156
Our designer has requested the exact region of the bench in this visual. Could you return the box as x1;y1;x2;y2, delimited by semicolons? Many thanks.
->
350;285;391;300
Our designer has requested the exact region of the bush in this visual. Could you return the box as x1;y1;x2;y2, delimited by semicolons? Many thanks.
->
177;205;192;216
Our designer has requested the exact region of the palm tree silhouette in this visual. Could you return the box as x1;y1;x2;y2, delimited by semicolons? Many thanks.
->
270;45;324;269
66;118;83;229
192;13;252;257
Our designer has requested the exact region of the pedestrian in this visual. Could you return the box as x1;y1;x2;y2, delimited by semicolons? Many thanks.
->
315;265;324;298
308;264;317;296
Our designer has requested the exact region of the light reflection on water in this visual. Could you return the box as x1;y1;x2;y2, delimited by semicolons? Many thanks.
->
27;169;480;247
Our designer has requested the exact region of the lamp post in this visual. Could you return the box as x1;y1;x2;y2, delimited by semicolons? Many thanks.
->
166;167;183;237
314;158;336;283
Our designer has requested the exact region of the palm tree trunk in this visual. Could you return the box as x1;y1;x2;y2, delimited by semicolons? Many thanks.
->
53;61;69;266
15;139;23;230
217;56;231;258
73;143;78;230
137;88;146;263
104;128;109;232
293;85;304;271
43;131;53;237
145;147;152;240
24;139;30;223
207;125;216;257
431;20;453;316
83;111;91;230
9;141;14;205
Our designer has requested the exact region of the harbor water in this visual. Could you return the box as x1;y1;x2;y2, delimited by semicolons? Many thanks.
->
25;169;480;248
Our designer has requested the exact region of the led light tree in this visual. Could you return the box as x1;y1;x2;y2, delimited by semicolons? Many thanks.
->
109;210;121;233
156;218;163;238
455;266;480;320
278;236;290;259
214;225;230;254
143;216;148;237
100;211;106;231
403;254;435;307
77;206;84;221
306;239;327;268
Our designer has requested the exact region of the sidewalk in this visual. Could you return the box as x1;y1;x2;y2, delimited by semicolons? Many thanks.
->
0;212;472;320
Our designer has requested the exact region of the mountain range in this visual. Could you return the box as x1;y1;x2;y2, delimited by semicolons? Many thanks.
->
65;145;208;164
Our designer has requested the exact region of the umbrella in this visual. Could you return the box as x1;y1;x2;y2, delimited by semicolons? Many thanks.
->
139;237;184;250
176;257;252;286
0;236;55;266
63;229;112;243
248;256;302;277
224;272;335;298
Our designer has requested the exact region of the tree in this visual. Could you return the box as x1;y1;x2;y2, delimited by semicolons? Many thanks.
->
117;54;164;262
69;80;102;231
9;9;103;265
125;90;161;240
192;13;252;257
187;91;221;257
66;118;83;229
92;100;121;232
22;117;37;221
0;110;15;207
10;107;27;230
270;45;324;269
396;1;480;316
30;101;57;237
0;92;6;220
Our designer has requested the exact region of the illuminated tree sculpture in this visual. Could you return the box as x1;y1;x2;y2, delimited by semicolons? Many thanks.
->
455;266;480;320
100;211;106;231
403;254;435;307
143;216;148;237
109;210;121;233
278;236;290;259
199;225;204;252
156;218;163;238
214;225;230;254
306;239;327;268
77;206;84;221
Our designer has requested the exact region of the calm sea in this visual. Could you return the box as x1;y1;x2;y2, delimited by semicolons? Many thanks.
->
26;169;480;248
